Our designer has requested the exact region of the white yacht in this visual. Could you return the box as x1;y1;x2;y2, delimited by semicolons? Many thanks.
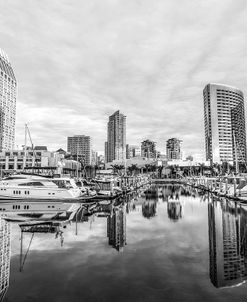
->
0;174;83;201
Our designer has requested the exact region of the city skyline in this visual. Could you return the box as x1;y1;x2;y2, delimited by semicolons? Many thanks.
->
1;1;247;155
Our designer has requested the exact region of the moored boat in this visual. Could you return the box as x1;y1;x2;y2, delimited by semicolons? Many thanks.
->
0;174;83;201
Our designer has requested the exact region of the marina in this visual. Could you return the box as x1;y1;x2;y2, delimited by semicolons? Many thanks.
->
1;1;247;301
182;175;247;203
2;184;247;302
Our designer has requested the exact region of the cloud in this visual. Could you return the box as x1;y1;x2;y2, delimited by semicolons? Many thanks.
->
1;0;247;155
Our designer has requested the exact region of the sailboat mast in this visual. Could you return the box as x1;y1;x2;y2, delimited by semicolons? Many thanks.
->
23;124;27;170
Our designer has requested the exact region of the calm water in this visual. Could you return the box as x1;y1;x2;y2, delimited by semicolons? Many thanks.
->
1;185;247;302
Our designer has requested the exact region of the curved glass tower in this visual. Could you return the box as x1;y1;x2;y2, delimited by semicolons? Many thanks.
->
203;83;246;166
0;49;17;151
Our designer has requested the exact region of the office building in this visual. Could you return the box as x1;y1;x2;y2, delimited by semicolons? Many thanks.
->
0;49;17;151
106;110;126;163
0;218;10;301
67;135;91;165
91;150;98;166
166;138;182;160
126;144;141;159
141;140;156;159
0;147;81;177
203;83;246;165
208;200;247;288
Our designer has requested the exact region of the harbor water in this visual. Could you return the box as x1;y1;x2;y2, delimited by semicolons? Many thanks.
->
2;185;247;302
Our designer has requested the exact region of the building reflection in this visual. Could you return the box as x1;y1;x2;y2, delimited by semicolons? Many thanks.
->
167;202;182;221
208;199;247;288
163;185;181;201
0;218;10;302
107;204;126;252
142;200;157;219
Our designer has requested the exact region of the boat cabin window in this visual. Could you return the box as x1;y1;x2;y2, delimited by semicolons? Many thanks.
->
4;176;28;180
76;181;82;187
12;205;21;209
52;180;73;189
227;178;241;185
18;182;45;186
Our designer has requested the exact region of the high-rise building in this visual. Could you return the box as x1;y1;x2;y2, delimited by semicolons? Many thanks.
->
104;141;108;163
0;49;17;151
0;218;10;301
91;150;98;166
203;83;246;165
166;138;182;161
141;140;156;159
208;200;247;288
126;144;141;159
106;110;126;163
67;135;91;165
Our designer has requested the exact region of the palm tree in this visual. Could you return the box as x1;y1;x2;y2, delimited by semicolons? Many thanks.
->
145;164;151;173
111;164;125;176
128;164;139;176
199;163;205;176
157;166;163;178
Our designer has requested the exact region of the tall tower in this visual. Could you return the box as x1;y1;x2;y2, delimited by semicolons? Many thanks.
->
166;138;182;161
203;83;246;166
141;140;156;159
0;49;17;151
67;135;91;165
106;110;126;163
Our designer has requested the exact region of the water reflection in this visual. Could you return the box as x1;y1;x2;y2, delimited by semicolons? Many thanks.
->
4;185;247;301
0;218;10;302
208;199;247;288
167;202;182;221
142;200;157;219
107;204;126;251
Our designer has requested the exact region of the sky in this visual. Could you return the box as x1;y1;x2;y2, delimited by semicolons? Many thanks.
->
1;0;247;157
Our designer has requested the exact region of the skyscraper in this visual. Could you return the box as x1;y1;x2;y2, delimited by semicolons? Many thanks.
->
0;218;10;301
203;83;246;166
0;49;17;151
141;139;156;159
166;138;182;161
106;110;126;163
67;135;91;165
126;144;141;159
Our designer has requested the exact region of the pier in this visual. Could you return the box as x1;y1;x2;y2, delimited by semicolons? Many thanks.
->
182;176;247;203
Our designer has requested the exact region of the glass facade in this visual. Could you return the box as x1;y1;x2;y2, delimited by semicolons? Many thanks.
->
203;83;246;165
0;50;17;151
106;110;126;163
67;135;91;165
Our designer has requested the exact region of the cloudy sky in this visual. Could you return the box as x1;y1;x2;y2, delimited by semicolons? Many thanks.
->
1;0;247;156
